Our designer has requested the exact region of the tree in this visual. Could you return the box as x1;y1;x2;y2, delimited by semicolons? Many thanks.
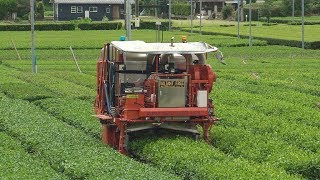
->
281;0;313;15
309;0;320;14
0;0;17;20
222;5;234;20
172;3;190;16
246;0;256;3
261;0;272;22
17;0;30;19
36;0;45;20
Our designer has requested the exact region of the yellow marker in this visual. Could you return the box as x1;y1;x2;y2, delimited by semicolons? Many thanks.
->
126;94;139;98
182;36;187;43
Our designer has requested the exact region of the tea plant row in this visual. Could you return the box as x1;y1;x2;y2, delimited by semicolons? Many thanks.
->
0;131;65;179
0;95;178;179
0;30;266;50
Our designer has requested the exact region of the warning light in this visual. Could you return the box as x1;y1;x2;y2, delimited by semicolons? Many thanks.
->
182;36;187;43
120;36;126;41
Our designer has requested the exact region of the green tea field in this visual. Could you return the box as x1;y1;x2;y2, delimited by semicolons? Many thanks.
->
0;29;320;179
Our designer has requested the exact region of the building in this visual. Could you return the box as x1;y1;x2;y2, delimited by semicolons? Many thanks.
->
53;0;131;21
194;0;226;19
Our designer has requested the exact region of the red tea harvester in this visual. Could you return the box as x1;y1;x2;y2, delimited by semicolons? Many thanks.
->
94;39;223;154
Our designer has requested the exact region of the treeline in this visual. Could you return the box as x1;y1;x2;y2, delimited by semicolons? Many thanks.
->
222;0;320;20
0;0;45;20
244;0;320;21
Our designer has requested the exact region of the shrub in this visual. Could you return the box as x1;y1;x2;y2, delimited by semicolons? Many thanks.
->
78;22;122;30
219;24;235;27
172;3;190;16
260;17;320;25
288;21;320;25
35;23;75;31
0;23;75;31
138;20;170;30
262;23;278;26
0;24;30;31
243;23;257;26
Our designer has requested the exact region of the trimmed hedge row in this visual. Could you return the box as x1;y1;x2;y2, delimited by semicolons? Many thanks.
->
28;93;300;179
212;126;320;179
219;24;235;27
47;71;96;89
0;132;65;179
218;69;320;99
130;136;300;179
262;37;320;49
214;80;320;152
288;21;320;25
0;67;54;101
0;96;178;179
0;66;94;101
78;22;122;30
34;98;100;139
218;73;320;109
137;21;170;30
0;83;55;101
191;30;320;49
0;23;75;31
0;22;122;31
0;67;24;84
260;17;320;25
12;71;95;100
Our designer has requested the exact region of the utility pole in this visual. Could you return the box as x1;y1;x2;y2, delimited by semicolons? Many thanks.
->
154;0;157;17
240;0;244;21
135;0;139;17
125;0;132;40
301;0;305;49
292;0;295;20
249;0;252;47
31;0;37;73
237;0;240;38
190;0;193;33
169;0;171;31
199;0;202;35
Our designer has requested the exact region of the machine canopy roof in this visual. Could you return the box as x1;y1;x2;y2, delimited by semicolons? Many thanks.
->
111;41;218;54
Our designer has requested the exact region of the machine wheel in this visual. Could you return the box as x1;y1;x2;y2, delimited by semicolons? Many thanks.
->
193;134;200;141
124;134;129;152
101;123;118;148
118;122;128;155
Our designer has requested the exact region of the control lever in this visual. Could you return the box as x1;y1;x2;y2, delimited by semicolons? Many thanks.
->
216;50;226;65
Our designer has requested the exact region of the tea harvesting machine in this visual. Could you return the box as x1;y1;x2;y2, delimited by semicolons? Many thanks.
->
94;38;223;154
